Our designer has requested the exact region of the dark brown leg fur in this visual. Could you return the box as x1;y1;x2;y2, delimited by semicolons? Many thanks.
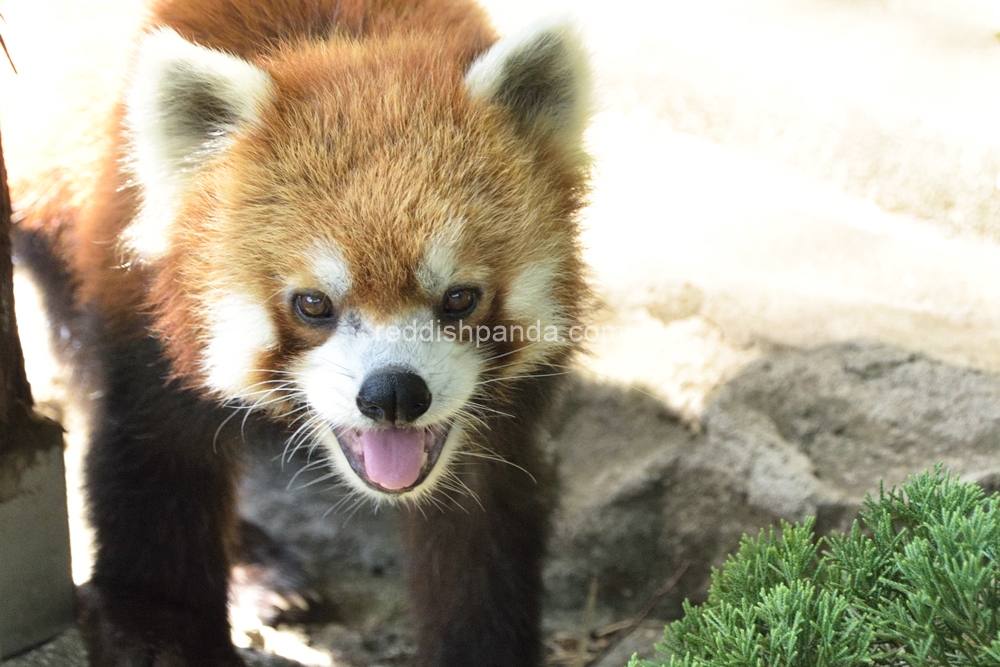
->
80;325;244;666
404;379;556;667
14;229;244;664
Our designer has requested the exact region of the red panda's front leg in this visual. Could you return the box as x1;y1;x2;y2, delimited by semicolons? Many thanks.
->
78;331;244;667
403;413;554;667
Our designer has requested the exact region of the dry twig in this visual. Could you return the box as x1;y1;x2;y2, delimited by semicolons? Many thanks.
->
588;562;691;665
0;14;16;73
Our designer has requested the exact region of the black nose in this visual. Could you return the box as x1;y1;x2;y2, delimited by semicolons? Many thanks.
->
356;369;432;424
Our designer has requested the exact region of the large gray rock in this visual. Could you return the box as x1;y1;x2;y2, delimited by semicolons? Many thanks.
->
544;341;1000;628
708;342;1000;500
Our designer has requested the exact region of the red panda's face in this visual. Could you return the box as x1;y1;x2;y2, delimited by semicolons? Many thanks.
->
125;25;590;501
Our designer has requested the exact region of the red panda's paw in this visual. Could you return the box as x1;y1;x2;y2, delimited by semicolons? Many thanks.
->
230;519;319;626
77;583;245;667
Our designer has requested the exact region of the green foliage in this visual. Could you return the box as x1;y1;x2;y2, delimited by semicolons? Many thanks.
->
628;467;1000;667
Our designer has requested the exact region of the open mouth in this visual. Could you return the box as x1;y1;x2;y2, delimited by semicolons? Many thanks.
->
333;422;452;493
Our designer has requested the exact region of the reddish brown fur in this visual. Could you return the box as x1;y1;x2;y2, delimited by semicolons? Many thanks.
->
7;1;590;665
158;34;587;385
154;0;493;59
14;0;588;385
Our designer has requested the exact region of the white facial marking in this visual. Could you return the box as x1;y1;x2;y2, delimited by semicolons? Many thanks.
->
291;309;483;501
294;310;481;430
504;260;572;371
201;291;277;397
417;239;458;297
123;28;275;261
309;244;353;297
416;224;490;299
506;260;561;323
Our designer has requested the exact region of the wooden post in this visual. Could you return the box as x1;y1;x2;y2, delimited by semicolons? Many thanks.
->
0;130;74;657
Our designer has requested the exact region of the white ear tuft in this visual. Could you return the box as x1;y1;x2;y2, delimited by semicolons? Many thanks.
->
465;21;590;155
123;29;274;260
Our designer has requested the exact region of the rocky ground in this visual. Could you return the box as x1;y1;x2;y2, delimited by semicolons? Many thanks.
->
226;342;1000;667
6;0;1000;665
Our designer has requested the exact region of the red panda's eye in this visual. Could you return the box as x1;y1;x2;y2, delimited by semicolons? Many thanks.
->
441;287;479;318
293;292;336;323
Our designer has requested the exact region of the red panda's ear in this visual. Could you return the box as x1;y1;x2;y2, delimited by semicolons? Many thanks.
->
122;28;274;259
465;21;590;159
126;29;274;172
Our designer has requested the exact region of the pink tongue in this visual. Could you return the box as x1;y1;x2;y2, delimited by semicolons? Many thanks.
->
359;428;425;490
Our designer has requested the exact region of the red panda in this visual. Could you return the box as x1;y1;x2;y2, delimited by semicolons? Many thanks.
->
8;0;590;664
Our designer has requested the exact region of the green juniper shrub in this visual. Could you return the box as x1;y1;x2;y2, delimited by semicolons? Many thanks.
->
629;467;1000;667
